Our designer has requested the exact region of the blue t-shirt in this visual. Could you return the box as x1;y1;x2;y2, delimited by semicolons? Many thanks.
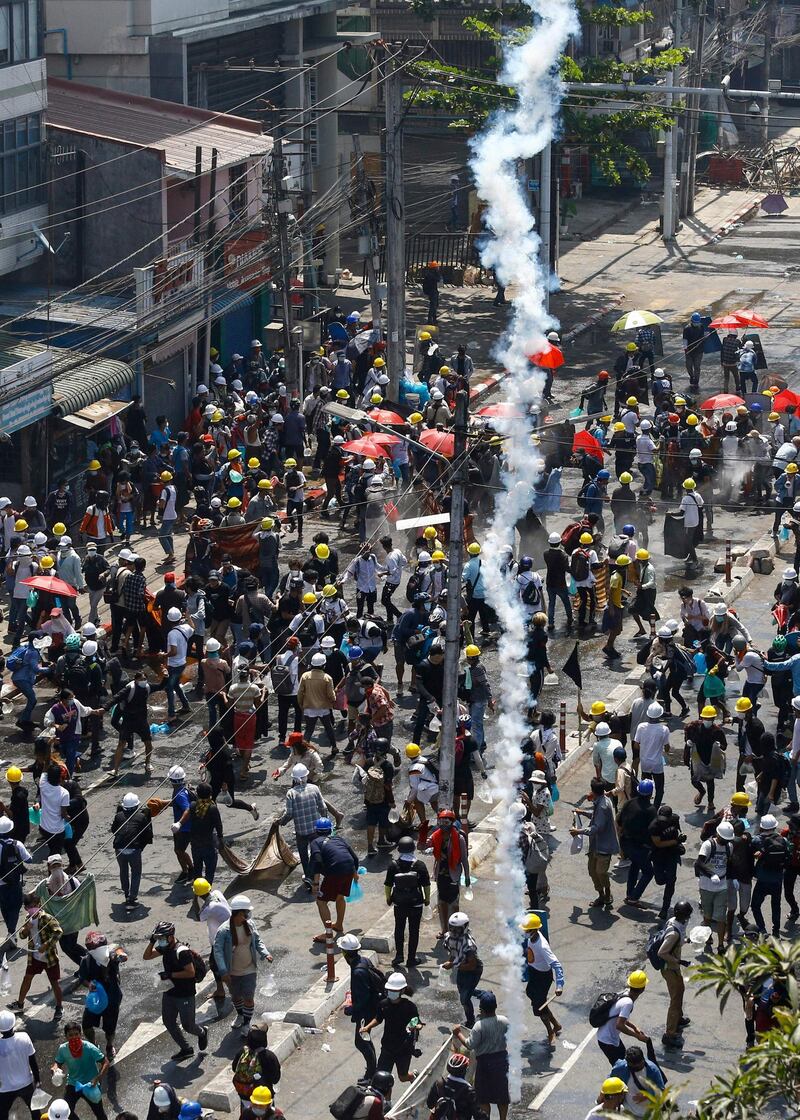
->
172;787;192;831
150;427;171;449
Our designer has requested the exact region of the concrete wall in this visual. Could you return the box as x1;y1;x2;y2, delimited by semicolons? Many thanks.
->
45;0;147;56
0;58;47;278
47;52;151;93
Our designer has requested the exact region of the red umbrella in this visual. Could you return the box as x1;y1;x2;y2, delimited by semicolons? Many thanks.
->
21;575;77;598
730;308;769;328
417;428;455;457
368;408;405;425
369;432;401;446
709;315;747;331
700;393;745;410
771;389;800;412
341;437;392;458
528;343;564;370
477;402;524;419
572;430;605;463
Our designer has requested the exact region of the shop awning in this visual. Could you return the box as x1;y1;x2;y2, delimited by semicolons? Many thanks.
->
52;357;135;417
211;289;255;319
60;398;133;430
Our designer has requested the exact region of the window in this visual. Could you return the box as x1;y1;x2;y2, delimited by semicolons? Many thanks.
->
228;163;248;218
0;0;38;66
0;112;44;215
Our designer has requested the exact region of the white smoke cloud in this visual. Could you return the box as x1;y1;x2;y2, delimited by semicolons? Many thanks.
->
470;0;579;1101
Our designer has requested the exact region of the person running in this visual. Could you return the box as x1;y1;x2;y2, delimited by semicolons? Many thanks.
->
595;972;650;1065
520;913;563;1048
52;1020;110;1120
10;892;64;1020
79;932;127;1060
213;895;272;1035
143;921;207;1062
360;972;421;1085
442;912;483;1029
309;818;359;942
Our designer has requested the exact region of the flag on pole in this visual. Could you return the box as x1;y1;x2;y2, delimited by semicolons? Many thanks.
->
561;642;582;690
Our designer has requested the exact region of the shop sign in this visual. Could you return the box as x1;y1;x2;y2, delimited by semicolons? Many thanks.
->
134;250;203;319
224;232;271;292
0;349;53;393
0;383;53;434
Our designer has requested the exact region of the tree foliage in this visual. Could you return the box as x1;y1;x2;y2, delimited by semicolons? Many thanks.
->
581;4;653;26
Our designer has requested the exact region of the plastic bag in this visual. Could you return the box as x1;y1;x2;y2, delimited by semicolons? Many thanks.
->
543;673;559;688
570;833;583;854
217;789;233;807
85;981;108;1015
422;903;433;922
260;972;278;998
28;806;40;826
436;966;452;990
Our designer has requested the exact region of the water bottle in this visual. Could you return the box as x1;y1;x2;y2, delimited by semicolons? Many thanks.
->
421;903;433;922
436;965;451;990
51;1069;65;1089
464;885;474;902
261;972;278;998
0;956;10;996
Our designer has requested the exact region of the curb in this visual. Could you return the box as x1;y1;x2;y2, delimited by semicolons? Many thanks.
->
706;196;760;244
198;1021;305;1111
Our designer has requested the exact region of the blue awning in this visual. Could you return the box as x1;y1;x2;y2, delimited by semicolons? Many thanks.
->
210;289;255;320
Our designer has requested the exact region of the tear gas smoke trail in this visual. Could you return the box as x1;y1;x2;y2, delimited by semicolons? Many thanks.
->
470;0;578;1099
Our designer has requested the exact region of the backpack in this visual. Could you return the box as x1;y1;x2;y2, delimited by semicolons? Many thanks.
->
576;478;591;509
758;835;789;873
391;867;422;907
521;578;541;607
431;1096;457;1120
405;573;422;603
5;646;25;672
777;753;791;789
329;1086;366;1120
183;947;207;982
364;766;386;805
588;991;621;1028
645;920;676;972
271;659;296;696
0;838;23;886
366;961;386;997
606;534;627;562
103;569;121;605
66;661;90;700
570;550;590;582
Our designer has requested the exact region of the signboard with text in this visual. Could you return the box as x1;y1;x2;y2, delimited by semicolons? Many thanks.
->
224;231;271;292
0;383;53;434
134;250;203;319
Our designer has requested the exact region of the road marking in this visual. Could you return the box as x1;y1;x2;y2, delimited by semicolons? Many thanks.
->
527;1027;597;1111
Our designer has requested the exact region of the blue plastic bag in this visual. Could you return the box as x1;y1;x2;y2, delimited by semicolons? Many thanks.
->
64;822;73;840
75;1083;102;1104
85;980;108;1015
551;783;560;803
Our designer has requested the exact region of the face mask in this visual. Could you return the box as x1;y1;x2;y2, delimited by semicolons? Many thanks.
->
387;990;401;1001
25;905;38;916
702;719;713;727
250;1110;266;1117
156;938;169;950
89;945;110;965
67;1037;84;1058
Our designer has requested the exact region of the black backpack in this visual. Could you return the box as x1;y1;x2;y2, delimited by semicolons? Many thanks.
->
329;1085;366;1120
570;550;590;582
183;946;208;982
366;961;386;997
645;920;676;972
405;573;422;603
589;991;621;1028
0;838;23;886
391;867;422;907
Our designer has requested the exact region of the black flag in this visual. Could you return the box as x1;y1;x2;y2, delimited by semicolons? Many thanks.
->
562;642;582;690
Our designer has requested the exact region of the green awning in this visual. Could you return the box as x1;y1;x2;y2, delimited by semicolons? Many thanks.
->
52;356;135;416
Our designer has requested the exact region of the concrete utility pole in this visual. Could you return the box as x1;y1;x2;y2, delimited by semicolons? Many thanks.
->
201;147;218;399
438;389;469;809
384;56;406;400
662;0;682;241
351;135;383;330
539;140;552;310
682;10;706;217
272;137;297;386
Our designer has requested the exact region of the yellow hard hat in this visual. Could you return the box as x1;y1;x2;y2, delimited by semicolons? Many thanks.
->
226;497;241;509
405;743;421;759
700;705;718;719
192;877;211;896
616;555;631;566
787;463;799;475
423;526;437;540
590;701;607;717
439;365;451;375
628;970;648;989
431;550;446;562
336;389;350;400
626;342;637;352
371;394;384;405
40;556;54;570
613;422;626;432
625;396;638;407
731;791;751;807
467;542;481;556
769;411;781;421
284;458;297;468
302;592;317;605
261;518;275;530
250;1088;273;1107
687;414;699;426
735;696;753;713
160;471;173;482
682;477;697;490
228;449;242;461
258;479;272;490
373;357;385;368
14;520;27;532
88;460;101;471
601;1077;627;1097
619;471;633;484
600;414;612;423
674;397;686;406
247;457;261;469
6;767;22;784
409;412;424;424
636;548;650;561
579;532;593;545
211;410;223;423
317;347;325;357
52;523;67;537
315;543;330;560
419;331;432;341
465;645;481;658
322;584;338;598
519;913;542;931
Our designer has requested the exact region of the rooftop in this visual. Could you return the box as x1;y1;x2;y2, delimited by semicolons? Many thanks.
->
47;79;272;175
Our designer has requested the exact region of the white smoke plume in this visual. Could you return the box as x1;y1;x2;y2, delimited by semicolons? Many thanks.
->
470;0;579;1100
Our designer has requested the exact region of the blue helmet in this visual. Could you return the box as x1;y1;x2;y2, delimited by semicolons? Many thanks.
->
750;402;763;413
315;817;333;833
597;469;610;481
612;746;627;762
519;556;533;571
691;311;702;323
622;524;635;536
638;779;655;798
179;1105;202;1120
348;646;363;660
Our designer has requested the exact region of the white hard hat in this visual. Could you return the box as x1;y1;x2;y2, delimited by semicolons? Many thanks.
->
363;458;376;470
167;607;182;622
196;383;208;394
48;1102;71;1120
58;535;72;548
23;496;36;508
713;602;728;616
368;477;383;489
204;404;216;417
81;641;98;657
657;626;672;638
321;636;335;649
205;638;221;652
251;339;262;347
594;721;611;737
210;363;224;376
0;1010;15;1031
16;546;31;556
292;763;309;781
725;421;738;432
647;701;664;719
744;340;755;350
119;548;135;562
153;1088;172;1110
271;413;284;424
233;354;244;362
385;972;407;992
121;793;140;810
0;817;13;835
784;567;798;580
81;623;97;637
214;375;227;386
169;766;186;782
448;912;469;928
310;652;327;667
229;894;252;911
666;619;680;633
418;551;432;564
337;933;362;951
431;389;443;400
232;379;244;391
33;532;47;546
548;532;561;545
759;814;778;831
689;448;702;459
716;821;735;841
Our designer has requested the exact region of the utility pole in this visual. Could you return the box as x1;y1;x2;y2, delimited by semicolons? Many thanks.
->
762;0;777;147
684;11;706;216
384;56;406;400
438;389;469;810
539;140;552;310
273;137;297;387
351;135;383;330
662;0;682;241
200;147;217;399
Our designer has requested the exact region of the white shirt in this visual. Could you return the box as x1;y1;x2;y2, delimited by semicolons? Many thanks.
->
633;721;670;773
383;548;407;586
38;777;70;835
160;485;177;520
200;891;232;946
741;650;765;685
574;549;599;589
524;932;560;974
0;1031;35;1091
679;491;704;529
167;622;193;667
791;716;800;763
596;995;634;1046
697;837;728;891
635;434;655;464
